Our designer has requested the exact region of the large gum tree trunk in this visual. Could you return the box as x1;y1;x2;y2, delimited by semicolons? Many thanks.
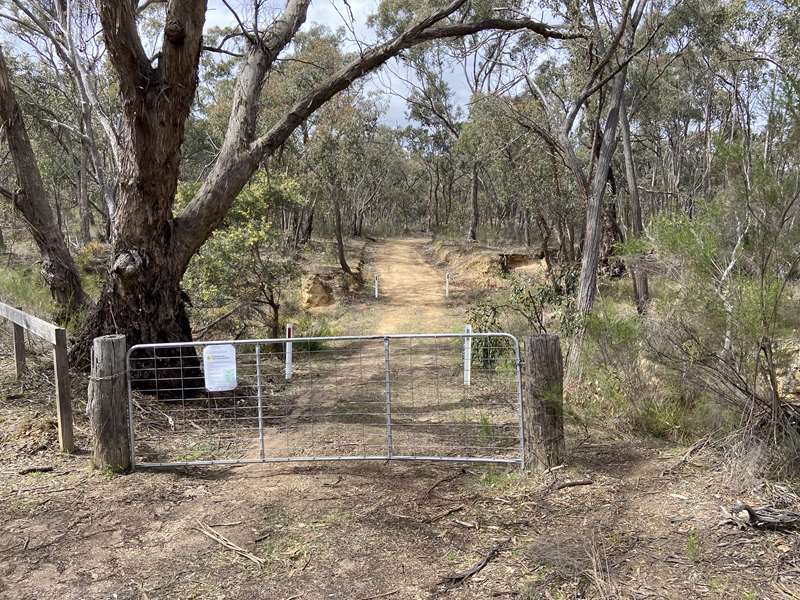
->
574;71;626;318
566;69;627;375
70;1;207;362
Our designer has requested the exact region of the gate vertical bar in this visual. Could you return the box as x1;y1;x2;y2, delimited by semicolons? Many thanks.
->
384;337;393;458
513;338;525;471
256;344;265;459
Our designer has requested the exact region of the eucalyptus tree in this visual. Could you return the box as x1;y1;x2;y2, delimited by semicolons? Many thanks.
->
0;0;122;233
302;89;382;275
464;93;573;259
403;66;462;233
0;0;579;355
0;48;86;317
376;1;521;242
481;0;654;372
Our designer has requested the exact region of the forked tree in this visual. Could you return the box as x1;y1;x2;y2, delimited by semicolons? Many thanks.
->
0;0;581;360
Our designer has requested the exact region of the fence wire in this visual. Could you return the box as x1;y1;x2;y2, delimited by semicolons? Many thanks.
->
127;333;523;468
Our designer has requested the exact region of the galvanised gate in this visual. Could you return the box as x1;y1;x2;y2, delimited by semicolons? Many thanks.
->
126;333;524;469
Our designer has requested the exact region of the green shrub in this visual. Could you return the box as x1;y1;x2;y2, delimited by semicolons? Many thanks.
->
293;316;337;352
633;398;683;439
0;265;53;318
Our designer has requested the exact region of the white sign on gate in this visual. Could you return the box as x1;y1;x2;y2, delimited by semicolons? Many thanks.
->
203;344;237;391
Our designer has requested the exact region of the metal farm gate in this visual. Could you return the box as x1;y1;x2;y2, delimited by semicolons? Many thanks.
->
126;333;524;469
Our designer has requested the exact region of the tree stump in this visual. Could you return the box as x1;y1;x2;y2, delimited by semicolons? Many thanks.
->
522;335;565;472
89;334;130;472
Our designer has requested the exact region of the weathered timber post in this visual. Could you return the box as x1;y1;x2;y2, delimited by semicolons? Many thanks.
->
88;334;130;472
12;322;25;377
522;334;565;472
53;327;74;453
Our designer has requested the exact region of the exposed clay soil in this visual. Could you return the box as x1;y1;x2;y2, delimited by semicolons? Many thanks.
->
1;239;799;600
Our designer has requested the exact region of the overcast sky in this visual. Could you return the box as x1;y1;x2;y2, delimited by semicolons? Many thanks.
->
205;0;473;125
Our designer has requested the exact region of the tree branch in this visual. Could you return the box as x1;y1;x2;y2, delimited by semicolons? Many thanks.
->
174;0;576;268
416;17;583;42
96;0;152;103
260;0;312;62
202;44;244;58
137;0;167;15
563;0;635;133
159;1;207;92
250;0;575;159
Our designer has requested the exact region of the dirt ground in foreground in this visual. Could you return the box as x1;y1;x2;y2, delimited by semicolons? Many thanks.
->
2;239;799;599
2;413;798;600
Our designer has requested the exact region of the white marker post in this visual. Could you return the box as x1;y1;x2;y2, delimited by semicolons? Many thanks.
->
285;323;293;381
445;272;450;298
374;274;379;299
463;324;472;386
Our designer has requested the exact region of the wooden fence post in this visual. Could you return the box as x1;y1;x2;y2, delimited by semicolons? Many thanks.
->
522;334;565;472
88;334;130;472
12;322;25;378
1;302;74;453
52;327;74;453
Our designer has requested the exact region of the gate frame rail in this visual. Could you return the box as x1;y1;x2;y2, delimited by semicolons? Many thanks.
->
126;332;524;470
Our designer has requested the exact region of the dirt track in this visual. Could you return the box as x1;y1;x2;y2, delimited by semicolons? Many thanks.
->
1;238;797;599
369;238;460;334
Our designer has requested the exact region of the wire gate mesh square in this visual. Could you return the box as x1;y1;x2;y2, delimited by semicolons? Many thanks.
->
127;334;522;466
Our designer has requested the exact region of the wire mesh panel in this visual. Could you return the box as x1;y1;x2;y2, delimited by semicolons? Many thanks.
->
127;333;523;468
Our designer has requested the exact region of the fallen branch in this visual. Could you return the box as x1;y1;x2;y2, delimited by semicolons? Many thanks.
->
425;505;464;523
439;539;510;589
195;520;265;566
421;469;466;499
661;433;712;476
452;519;477;529
724;502;800;530
18;465;53;475
542;464;565;474
356;590;399;600
553;479;594;491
